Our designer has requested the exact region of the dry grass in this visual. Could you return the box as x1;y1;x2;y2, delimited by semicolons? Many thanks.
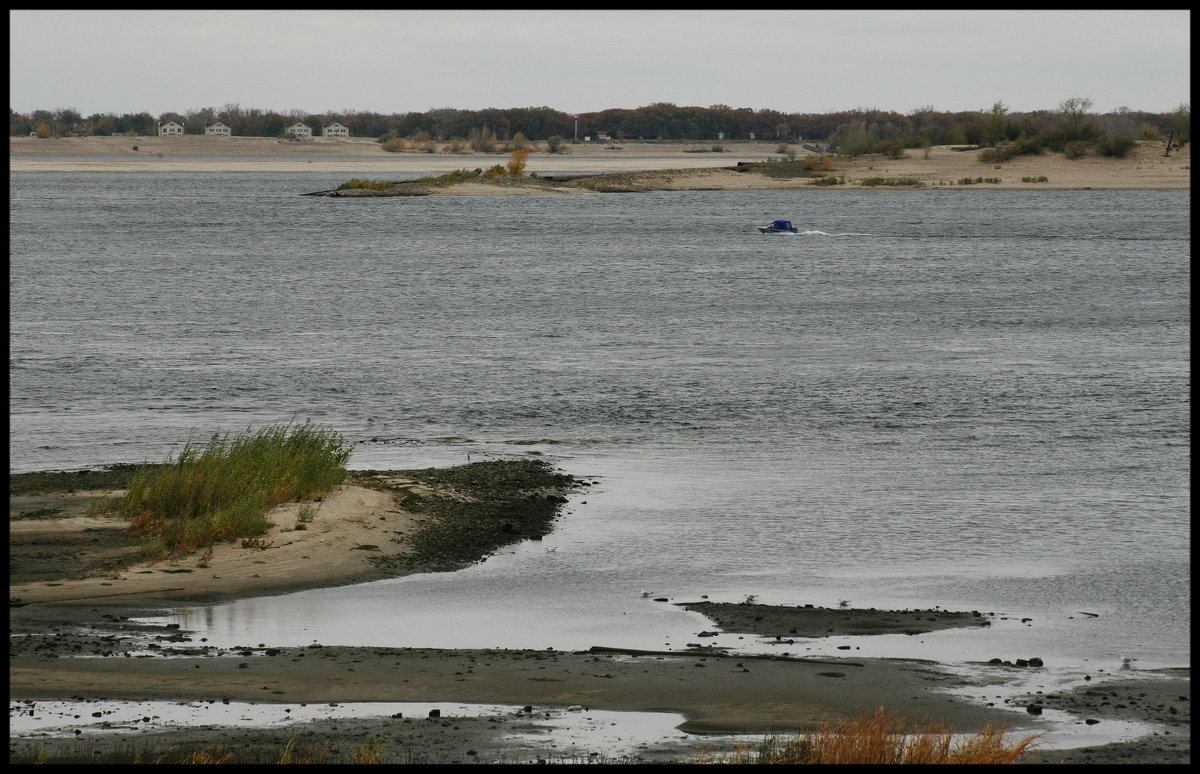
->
692;707;1040;764
151;746;236;764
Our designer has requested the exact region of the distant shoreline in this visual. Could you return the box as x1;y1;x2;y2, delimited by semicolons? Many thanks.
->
10;135;1190;190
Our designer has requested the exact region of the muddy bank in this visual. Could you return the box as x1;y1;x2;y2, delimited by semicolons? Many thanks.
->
8;597;1037;763
9;459;578;607
353;461;579;575
678;600;994;639
1017;672;1191;764
9;462;1189;764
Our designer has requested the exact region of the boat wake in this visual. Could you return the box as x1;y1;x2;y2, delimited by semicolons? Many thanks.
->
801;230;873;237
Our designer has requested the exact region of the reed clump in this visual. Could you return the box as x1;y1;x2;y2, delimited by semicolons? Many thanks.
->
413;168;483;184
859;177;925;187
93;422;352;555
692;707;1039;764
335;179;396;191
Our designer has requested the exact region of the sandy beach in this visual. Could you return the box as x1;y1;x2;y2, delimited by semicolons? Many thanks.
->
9;135;1190;190
8;464;1190;763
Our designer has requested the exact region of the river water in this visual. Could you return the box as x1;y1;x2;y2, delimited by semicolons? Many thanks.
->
9;173;1189;677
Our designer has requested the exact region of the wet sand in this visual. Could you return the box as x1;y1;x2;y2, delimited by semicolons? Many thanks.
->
8;465;1189;763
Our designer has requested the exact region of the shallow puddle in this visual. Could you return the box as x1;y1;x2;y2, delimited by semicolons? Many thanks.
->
8;698;715;762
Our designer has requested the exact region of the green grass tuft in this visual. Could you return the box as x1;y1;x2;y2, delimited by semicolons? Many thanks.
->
335;179;396;191
92;422;352;556
859;177;925;187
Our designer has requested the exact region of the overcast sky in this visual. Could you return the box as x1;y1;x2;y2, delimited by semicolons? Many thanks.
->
9;10;1191;117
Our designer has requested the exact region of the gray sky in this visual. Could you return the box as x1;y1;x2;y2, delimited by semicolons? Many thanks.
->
9;10;1191;117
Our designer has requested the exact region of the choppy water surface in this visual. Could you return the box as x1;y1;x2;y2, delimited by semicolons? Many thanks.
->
10;174;1189;675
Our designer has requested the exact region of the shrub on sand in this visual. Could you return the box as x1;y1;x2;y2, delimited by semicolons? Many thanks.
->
93;422;352;555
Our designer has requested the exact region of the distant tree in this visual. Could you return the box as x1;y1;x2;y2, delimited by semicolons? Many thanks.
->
1058;97;1094;122
506;147;528;176
1135;122;1161;141
829;122;875;156
34;121;51;138
48;107;81;135
1056;97;1096;138
1037;97;1099;151
1094;133;1137;157
978;100;1009;147
10;109;33;136
1102;106;1135;136
1171;102;1190;146
184;106;216;135
880;138;907;159
545;135;565;153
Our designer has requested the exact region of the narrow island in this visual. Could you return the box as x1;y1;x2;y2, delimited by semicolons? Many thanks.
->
302;139;1189;197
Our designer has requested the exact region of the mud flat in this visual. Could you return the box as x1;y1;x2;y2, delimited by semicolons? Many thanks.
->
9;463;1189;763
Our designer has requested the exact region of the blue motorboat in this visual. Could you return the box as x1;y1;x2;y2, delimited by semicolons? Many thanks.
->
757;219;799;234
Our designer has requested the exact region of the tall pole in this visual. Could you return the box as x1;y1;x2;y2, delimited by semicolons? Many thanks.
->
573;115;579;142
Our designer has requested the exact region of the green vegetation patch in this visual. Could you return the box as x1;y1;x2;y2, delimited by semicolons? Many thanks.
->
91;422;352;556
334;179;397;191
859;177;925;187
749;155;837;179
412;168;486;185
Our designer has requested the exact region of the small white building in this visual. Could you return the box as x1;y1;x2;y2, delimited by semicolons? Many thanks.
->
157;121;184;136
285;121;312;138
322;121;350;138
204;121;232;136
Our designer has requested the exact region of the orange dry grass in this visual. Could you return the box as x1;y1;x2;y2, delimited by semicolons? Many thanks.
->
157;747;235;764
696;707;1040;764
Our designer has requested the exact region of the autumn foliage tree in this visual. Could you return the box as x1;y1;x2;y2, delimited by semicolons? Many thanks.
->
506;147;529;177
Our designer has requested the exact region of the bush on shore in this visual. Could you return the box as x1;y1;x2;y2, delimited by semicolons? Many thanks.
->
91;422;352;555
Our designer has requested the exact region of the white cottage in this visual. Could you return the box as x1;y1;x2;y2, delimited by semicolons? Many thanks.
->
285;121;312;138
322;121;350;138
157;121;184;136
204;121;232;136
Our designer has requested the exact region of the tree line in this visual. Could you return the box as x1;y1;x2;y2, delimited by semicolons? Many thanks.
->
10;99;1189;156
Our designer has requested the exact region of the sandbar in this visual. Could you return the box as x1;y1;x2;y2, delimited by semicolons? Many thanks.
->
10;135;1190;190
8;464;1189;763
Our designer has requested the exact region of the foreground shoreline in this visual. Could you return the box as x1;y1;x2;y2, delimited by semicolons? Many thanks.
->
9;463;1190;763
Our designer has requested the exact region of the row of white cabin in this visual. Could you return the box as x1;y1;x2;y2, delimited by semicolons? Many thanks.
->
156;121;350;138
